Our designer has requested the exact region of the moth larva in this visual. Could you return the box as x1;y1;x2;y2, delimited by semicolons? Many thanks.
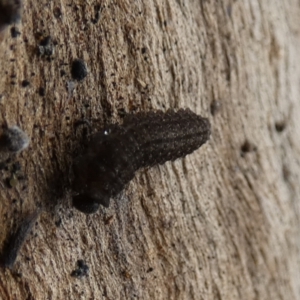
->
72;109;210;214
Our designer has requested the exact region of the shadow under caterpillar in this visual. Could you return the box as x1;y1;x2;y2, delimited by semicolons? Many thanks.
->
72;109;211;214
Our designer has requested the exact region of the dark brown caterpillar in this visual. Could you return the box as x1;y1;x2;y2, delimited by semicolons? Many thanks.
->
72;109;211;214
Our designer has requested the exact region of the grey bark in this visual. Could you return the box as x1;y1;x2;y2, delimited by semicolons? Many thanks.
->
0;0;299;299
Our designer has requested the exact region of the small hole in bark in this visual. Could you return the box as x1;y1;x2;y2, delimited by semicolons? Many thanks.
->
241;140;256;155
21;80;30;87
275;121;286;132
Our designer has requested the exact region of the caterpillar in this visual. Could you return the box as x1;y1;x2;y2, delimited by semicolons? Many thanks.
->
72;109;211;214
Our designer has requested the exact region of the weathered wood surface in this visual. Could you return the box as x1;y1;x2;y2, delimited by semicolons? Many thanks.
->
0;0;300;299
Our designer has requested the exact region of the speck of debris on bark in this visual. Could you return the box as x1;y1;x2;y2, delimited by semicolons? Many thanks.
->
53;7;62;19
71;59;88;81
104;215;114;225
38;87;45;96
147;267;154;273
21;79;30;87
0;126;29;153
91;4;101;24
71;260;89;278
67;80;76;98
38;36;55;57
12;161;21;172
7;175;18;188
241;139;256;155
275;121;286;132
54;217;62;227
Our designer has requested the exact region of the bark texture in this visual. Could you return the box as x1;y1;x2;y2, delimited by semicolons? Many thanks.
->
0;0;300;299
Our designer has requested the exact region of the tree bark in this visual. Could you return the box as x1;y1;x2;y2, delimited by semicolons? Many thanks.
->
0;0;300;299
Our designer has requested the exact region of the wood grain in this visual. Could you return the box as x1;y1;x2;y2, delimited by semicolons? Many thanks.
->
0;0;300;299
